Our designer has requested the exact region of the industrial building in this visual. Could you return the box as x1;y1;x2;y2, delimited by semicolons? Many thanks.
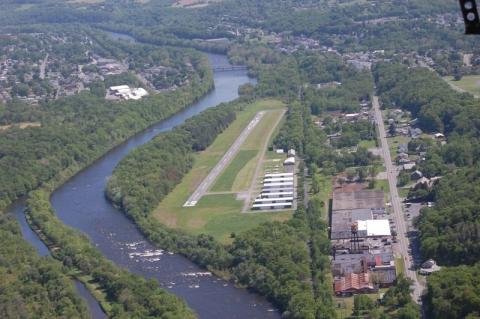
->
330;190;397;296
109;85;149;100
334;273;376;296
332;190;385;211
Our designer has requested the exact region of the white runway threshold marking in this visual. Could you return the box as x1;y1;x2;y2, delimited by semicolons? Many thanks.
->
183;111;266;207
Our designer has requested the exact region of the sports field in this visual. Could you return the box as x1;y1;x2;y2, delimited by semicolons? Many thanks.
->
152;99;292;243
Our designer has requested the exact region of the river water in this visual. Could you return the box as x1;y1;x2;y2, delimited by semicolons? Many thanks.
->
12;51;280;318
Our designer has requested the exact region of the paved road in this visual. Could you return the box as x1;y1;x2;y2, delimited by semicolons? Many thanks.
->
39;53;48;80
372;96;423;302
183;111;265;207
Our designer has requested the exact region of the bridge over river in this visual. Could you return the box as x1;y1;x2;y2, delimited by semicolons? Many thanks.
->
212;65;248;72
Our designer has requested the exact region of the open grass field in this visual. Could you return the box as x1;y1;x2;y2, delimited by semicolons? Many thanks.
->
210;150;257;192
334;289;386;318
152;99;292;243
358;139;377;149
444;75;480;96
213;107;286;193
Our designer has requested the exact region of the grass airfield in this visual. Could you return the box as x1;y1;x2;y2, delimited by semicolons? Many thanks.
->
153;99;292;243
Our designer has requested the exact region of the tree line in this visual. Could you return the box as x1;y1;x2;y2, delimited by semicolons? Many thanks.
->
374;62;480;318
104;50;377;318
0;210;89;319
0;50;213;210
106;101;237;220
0;40;213;318
26;189;196;319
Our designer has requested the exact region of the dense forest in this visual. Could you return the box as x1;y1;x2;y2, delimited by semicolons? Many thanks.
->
104;49;415;318
106;102;237;220
0;1;478;318
0;212;89;319
374;63;480;318
0;30;212;318
424;263;480;319
0;0;464;56
26;189;196;319
0;49;212;210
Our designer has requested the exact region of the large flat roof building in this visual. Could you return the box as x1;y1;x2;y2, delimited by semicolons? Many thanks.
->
332;191;385;211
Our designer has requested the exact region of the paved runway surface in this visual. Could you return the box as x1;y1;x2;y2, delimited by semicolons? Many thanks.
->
183;111;265;207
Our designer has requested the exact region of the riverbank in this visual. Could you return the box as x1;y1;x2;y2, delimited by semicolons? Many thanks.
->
18;52;278;318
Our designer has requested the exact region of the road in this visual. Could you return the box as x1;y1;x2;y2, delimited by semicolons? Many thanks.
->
183;111;265;207
39;54;48;80
242;109;287;212
372;96;423;302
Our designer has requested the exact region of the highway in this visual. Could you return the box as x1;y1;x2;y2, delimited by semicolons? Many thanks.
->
183;111;265;207
372;96;423;302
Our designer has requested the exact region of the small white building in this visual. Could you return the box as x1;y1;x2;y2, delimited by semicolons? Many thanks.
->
284;157;295;166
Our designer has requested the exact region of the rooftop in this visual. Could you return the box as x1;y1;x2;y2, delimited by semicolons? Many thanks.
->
333;190;385;211
357;219;391;237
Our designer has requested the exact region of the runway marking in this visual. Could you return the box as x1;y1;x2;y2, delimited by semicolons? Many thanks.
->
183;111;266;207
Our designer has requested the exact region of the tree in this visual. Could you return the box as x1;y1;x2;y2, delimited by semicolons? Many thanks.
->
357;167;368;182
389;122;396;136
353;295;374;316
346;168;356;182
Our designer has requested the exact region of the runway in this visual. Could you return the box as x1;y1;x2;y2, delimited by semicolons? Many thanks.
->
183;111;265;207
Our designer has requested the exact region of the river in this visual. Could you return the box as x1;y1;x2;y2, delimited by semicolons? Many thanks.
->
12;51;280;319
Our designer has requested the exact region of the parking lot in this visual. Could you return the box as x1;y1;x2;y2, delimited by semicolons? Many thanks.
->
403;202;429;268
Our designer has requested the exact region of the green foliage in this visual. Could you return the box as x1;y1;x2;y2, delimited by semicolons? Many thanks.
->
106;102;237;219
424;264;480;319
230;221;314;317
0;212;89;319
332;120;376;149
416;167;480;266
397;170;411;187
353;295;374;316
26;190;196;319
0;53;212;211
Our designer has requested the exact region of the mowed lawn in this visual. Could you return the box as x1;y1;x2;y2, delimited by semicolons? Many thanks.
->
210;150;257;191
152;99;292;243
444;75;480;96
229;108;286;192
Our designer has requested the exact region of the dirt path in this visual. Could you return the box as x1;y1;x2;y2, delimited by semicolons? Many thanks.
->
242;108;287;212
